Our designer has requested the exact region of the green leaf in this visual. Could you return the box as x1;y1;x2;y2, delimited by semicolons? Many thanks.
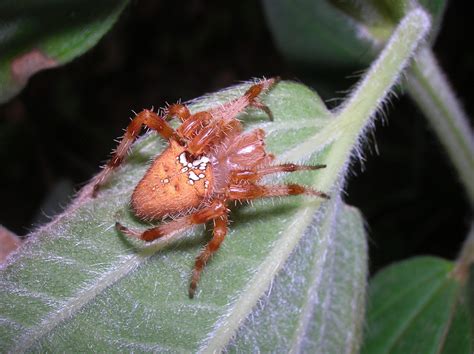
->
262;0;374;68
363;256;474;354
0;0;129;104
0;80;368;352
261;0;446;68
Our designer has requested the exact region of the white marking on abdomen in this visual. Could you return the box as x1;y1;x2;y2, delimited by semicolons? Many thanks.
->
189;171;200;181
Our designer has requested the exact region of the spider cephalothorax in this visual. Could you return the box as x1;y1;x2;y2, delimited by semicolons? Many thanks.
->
91;78;329;298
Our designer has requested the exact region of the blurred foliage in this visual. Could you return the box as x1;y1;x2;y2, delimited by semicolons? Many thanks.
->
261;0;446;70
0;0;129;103
363;257;473;353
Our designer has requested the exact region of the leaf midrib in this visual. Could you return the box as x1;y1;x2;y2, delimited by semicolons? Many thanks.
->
289;198;337;352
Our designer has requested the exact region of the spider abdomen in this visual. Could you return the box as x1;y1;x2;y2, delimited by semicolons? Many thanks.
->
131;140;214;220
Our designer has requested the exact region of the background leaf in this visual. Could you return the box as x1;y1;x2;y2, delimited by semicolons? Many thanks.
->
0;0;129;103
363;256;474;354
0;81;368;351
261;0;446;69
0;226;21;264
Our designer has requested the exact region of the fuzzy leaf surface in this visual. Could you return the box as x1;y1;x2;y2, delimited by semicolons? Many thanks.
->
227;201;367;353
0;0;129;103
0;81;368;352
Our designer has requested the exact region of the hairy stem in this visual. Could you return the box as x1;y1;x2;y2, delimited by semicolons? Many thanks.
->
326;8;431;189
406;46;474;206
453;224;474;283
283;9;431;191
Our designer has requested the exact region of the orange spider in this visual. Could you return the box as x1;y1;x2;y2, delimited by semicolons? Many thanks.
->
91;78;329;298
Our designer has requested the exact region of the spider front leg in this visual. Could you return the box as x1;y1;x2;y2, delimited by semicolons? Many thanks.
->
166;103;220;144
165;104;191;122
91;109;182;197
243;80;279;121
209;77;280;122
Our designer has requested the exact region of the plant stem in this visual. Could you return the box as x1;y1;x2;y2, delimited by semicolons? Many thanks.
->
321;8;431;190
453;224;474;283
406;47;474;206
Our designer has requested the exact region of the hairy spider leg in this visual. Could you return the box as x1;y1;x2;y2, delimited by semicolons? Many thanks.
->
167;103;238;148
92;109;182;197
116;199;227;241
209;78;280;122
231;163;327;182
186;118;242;156
165;104;191;121
249;100;274;121
185;120;226;155
244;78;281;120
189;214;228;298
177;111;213;141
229;183;330;200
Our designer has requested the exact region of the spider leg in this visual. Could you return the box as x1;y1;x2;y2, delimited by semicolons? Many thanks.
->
116;199;227;242
186;119;233;155
189;213;228;298
232;163;326;182
91;109;182;197
182;78;280;156
177;111;213;141
244;78;280;120
208;77;280;122
165;104;191;122
249;100;274;121
166;104;223;144
229;183;330;200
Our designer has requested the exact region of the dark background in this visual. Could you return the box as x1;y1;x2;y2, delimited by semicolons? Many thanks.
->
0;0;472;273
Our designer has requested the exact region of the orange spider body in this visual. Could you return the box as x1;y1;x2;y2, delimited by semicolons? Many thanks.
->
91;78;329;298
131;139;214;219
